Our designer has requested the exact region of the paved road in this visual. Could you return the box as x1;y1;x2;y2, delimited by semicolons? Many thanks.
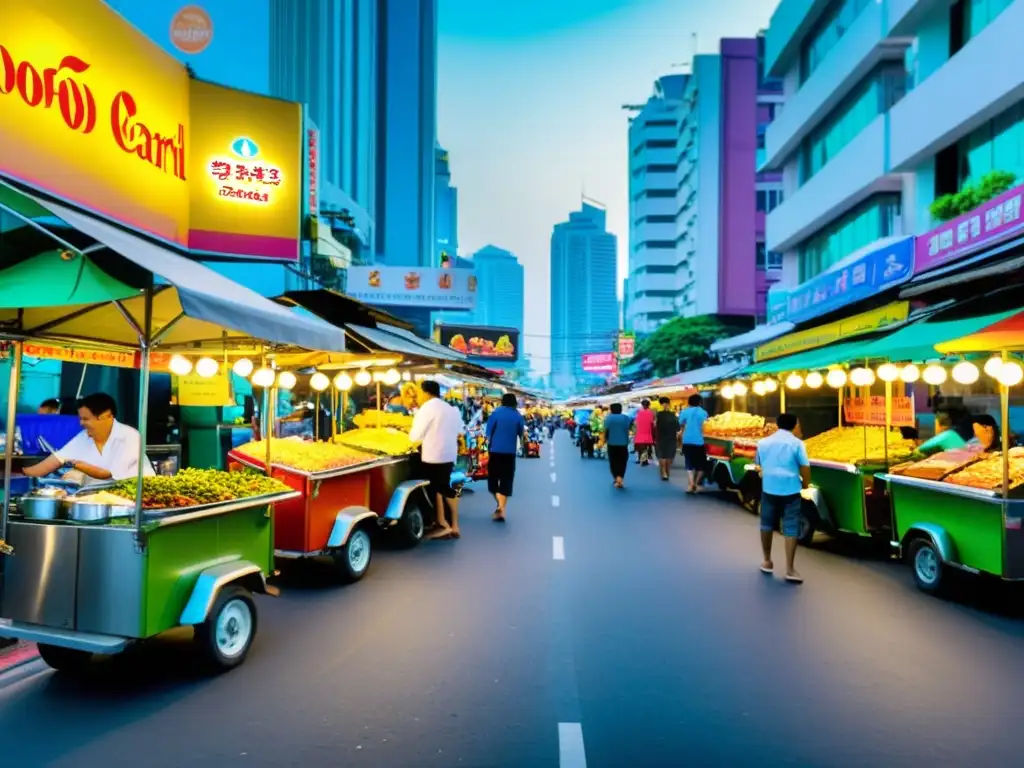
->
3;431;1024;767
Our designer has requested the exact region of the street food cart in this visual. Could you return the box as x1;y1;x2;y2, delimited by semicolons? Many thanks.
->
0;194;346;672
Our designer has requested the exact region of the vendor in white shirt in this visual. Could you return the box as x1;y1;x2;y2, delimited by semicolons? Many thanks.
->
23;392;155;485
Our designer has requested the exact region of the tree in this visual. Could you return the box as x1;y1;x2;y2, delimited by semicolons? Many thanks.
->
629;315;743;377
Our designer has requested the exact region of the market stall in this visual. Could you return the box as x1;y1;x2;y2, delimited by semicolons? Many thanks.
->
0;192;348;671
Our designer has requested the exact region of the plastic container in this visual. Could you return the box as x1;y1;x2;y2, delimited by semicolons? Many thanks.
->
16;415;81;455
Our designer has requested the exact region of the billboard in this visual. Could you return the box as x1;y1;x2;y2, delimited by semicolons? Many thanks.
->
582;352;617;374
436;324;519;362
617;333;635;360
347;266;477;310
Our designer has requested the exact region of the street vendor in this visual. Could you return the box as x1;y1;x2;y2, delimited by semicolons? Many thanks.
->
969;414;1001;453
22;392;155;485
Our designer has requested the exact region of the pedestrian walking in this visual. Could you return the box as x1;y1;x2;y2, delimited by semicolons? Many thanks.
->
653;396;680;481
754;412;811;583
601;402;632;489
409;380;465;540
485;393;525;523
679;393;709;494
634;399;655;465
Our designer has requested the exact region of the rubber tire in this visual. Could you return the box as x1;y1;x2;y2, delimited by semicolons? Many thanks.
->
333;526;373;583
37;643;92;673
394;495;426;548
194;585;258;672
908;537;946;595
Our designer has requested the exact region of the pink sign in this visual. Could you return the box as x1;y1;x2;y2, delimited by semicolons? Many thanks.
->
915;183;1024;275
582;352;617;374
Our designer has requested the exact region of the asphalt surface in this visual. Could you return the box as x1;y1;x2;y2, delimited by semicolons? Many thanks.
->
3;431;1024;767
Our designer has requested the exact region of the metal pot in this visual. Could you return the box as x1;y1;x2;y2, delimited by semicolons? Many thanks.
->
17;487;69;520
62;500;130;524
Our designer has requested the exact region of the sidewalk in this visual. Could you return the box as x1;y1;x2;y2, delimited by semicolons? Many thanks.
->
0;640;38;673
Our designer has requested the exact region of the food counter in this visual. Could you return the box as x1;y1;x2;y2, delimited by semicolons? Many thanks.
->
228;436;430;582
702;413;775;511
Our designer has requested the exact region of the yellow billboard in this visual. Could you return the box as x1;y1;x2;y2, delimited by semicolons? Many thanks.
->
755;302;910;362
0;0;191;245
188;81;302;261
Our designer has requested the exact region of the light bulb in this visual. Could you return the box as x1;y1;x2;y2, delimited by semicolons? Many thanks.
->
195;357;219;378
850;367;875;387
354;369;372;387
277;371;297;390
984;356;1003;378
732;381;748;396
310;372;330;392
785;373;804;390
900;363;920;383
826;369;847;389
764;379;778;393
997;361;1024;387
922;364;947;386
334;372;353;391
877;363;900;382
805;371;824;389
401;371;412;381
169;354;193;376
720;385;735;400
383;368;401;386
232;358;254;378
251;367;275;387
752;381;767;396
951;361;979;385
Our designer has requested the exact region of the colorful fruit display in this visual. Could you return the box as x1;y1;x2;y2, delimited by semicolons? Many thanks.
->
353;410;414;431
704;412;778;439
333;427;415;456
109;468;290;509
944;448;1024;491
803;426;917;465
890;450;983;481
235;438;377;472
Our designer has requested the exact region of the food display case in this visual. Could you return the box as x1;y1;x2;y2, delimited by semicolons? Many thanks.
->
702;413;776;512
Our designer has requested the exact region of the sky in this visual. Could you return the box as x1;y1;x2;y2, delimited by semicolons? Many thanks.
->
437;0;777;372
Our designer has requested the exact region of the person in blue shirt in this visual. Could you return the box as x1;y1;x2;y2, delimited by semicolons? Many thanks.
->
679;393;709;494
485;393;525;522
600;402;633;489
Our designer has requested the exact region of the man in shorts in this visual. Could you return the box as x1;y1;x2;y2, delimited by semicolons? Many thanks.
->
754;412;811;583
679;393;708;494
485;393;525;522
409;380;464;539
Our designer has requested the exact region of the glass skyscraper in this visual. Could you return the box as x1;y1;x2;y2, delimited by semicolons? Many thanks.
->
549;201;619;391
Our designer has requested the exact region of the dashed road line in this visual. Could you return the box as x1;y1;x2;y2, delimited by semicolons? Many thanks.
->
552;494;560;507
552;536;565;560
558;722;587;767
550;472;557;483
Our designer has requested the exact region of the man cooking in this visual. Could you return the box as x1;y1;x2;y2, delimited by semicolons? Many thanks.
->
22;392;155;485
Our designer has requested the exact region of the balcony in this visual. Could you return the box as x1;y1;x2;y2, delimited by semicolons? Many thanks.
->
764;0;907;169
632;221;676;244
631;271;676;294
763;0;835;78
889;0;1024;171
634;196;676;218
766;114;900;252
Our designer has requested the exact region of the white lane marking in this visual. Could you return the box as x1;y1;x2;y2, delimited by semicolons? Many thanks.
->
552;536;565;560
552;494;560;507
558;722;587;767
550;472;557;483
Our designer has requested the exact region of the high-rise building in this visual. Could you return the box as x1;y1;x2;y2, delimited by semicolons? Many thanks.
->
375;0;438;268
463;246;524;330
626;74;687;334
435;144;458;267
550;201;619;391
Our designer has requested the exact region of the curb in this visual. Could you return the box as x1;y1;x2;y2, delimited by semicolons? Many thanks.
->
0;642;39;674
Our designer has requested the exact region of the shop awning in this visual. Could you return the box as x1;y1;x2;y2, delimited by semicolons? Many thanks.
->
936;311;1024;354
743;339;876;375
345;324;465;362
0;195;347;352
710;322;795;354
862;309;1019;360
275;289;413;331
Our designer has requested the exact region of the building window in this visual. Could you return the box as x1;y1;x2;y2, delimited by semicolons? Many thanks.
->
965;0;1014;44
641;265;676;274
644;119;676;128
640;241;676;249
957;101;1024;189
799;65;906;184
756;189;784;213
645;139;675;149
647;164;676;174
645;189;676;198
798;194;901;282
799;0;872;83
755;244;783;270
634;214;676;225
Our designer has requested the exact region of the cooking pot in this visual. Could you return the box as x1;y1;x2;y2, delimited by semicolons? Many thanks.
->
17;487;69;520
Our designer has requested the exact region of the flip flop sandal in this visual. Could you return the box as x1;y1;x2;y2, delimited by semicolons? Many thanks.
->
428;528;453;540
450;531;462;539
760;565;773;574
493;516;506;523
785;574;804;584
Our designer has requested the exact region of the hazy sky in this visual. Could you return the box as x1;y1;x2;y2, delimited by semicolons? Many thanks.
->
437;0;776;371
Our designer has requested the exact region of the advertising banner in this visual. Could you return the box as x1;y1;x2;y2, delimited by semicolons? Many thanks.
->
755;301;909;361
784;237;914;324
347;266;477;310
176;371;232;407
0;0;302;262
582;352;617;374
617;333;635;360
766;287;789;325
915;183;1024;276
436;324;519;362
18;341;172;372
843;395;914;428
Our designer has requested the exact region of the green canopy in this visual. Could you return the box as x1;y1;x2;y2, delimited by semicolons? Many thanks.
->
856;308;1019;362
743;339;876;375
0;250;137;308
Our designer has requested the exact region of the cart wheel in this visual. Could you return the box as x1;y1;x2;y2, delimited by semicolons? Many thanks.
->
37;643;92;673
395;496;426;547
195;585;258;671
334;526;373;583
908;538;946;595
796;511;816;547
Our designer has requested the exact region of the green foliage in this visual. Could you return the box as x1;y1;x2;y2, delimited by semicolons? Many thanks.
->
929;170;1017;222
629;315;742;378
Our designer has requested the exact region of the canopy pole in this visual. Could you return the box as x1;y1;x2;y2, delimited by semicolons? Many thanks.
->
331;388;338;440
884;379;892;467
779;380;786;414
133;285;154;540
263;386;275;477
838;386;843;428
341;391;348;434
376;381;382;428
1002;351;1010;505
315;392;321;442
1;342;23;545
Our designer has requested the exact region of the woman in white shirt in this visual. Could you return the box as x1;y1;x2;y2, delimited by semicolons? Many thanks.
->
22;392;155;485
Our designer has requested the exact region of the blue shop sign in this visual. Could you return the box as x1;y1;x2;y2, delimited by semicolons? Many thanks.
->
785;237;914;324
